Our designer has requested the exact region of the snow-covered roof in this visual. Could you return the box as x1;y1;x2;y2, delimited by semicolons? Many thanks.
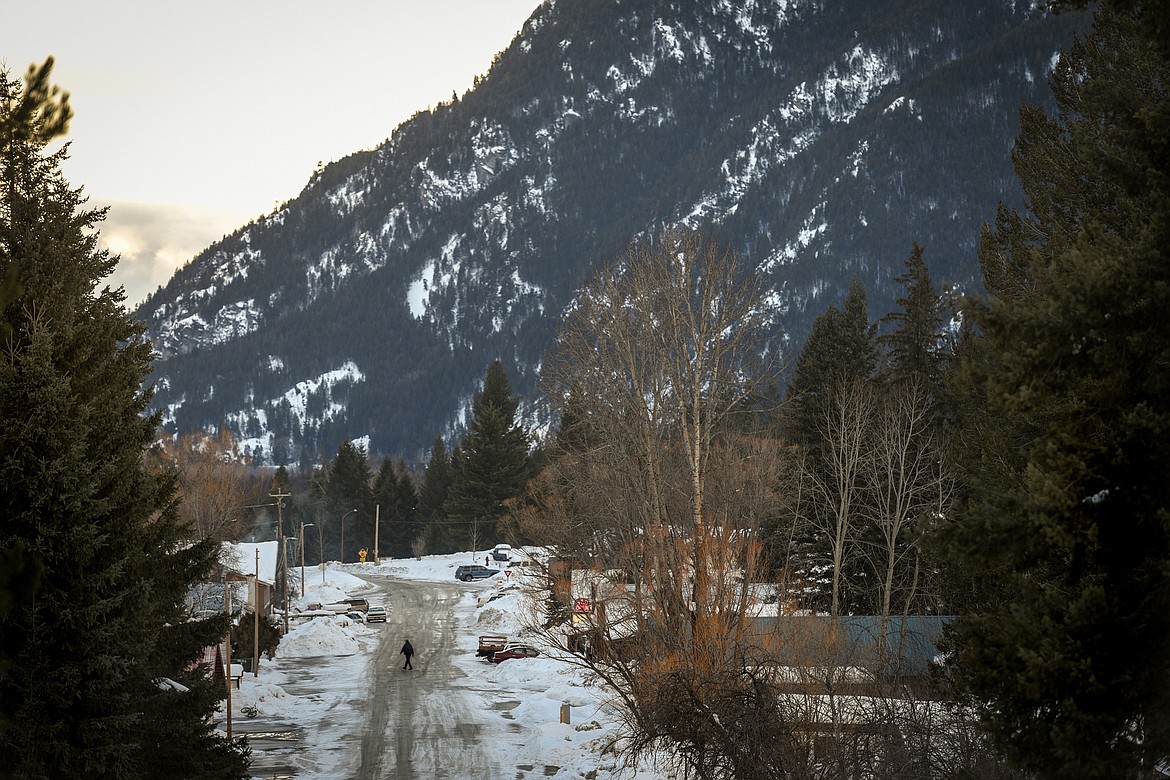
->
222;541;280;585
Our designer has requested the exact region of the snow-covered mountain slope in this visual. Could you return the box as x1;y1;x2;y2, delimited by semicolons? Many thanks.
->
137;0;1085;466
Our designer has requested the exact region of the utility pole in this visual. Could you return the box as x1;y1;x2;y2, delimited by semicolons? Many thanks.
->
283;537;294;632
253;549;259;678
224;574;233;740
374;504;380;564
270;487;291;634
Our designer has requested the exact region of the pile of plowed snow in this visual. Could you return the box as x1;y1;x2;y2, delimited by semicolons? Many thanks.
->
276;615;365;657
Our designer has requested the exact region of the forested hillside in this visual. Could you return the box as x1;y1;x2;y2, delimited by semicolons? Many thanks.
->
136;0;1085;466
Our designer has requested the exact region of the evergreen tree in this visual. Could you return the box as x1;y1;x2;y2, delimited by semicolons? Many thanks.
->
372;457;418;558
417;436;453;553
0;262;21;346
0;60;247;778
552;384;590;455
944;6;1170;776
271;464;290;494
323;441;372;562
446;361;531;551
878;242;946;389
780;276;878;449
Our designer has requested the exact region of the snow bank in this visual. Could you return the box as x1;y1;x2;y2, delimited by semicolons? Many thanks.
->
233;679;298;717
276;615;366;657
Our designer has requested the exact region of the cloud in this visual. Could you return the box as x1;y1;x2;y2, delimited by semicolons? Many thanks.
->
91;198;245;309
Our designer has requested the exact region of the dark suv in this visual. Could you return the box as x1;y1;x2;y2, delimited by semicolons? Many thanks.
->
455;565;499;582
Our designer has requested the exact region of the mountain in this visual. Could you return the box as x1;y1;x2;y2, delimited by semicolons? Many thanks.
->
135;0;1086;467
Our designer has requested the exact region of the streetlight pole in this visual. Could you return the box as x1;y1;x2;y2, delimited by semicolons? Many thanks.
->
339;508;356;565
318;522;327;586
282;538;295;635
300;522;314;596
320;509;356;584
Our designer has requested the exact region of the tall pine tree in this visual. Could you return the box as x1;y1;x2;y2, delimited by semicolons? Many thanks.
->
945;5;1170;776
372;457;418;558
0;60;247;779
878;242;946;390
417;436;453;554
321;441;373;563
446;360;530;552
781;275;878;449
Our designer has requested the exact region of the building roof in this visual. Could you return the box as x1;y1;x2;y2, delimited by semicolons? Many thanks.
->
750;615;953;678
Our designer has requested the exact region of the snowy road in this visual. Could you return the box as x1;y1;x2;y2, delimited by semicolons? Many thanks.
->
231;555;653;780
357;576;506;779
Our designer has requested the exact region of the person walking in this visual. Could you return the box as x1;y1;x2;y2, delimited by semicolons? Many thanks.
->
401;639;414;670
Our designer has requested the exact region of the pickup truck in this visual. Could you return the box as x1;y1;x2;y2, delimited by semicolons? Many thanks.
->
476;634;509;658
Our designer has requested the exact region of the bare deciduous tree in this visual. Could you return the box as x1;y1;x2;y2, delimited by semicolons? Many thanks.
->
792;375;952;621
542;229;775;546
526;231;797;778
863;378;951;622
147;425;257;541
795;377;875;617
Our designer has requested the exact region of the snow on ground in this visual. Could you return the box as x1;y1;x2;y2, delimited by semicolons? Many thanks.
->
225;551;675;780
275;614;365;657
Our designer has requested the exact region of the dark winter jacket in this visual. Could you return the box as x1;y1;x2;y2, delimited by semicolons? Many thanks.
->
401;640;414;657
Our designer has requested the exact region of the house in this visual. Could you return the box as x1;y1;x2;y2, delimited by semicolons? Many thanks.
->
185;541;280;618
220;541;280;616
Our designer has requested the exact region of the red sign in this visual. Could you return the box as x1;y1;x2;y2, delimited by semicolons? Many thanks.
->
573;597;591;612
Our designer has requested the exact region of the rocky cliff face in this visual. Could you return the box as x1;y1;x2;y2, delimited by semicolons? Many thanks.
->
137;0;1085;466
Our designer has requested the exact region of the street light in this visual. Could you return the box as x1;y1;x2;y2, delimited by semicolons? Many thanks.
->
339;508;357;565
321;509;357;584
317;521;327;586
299;522;315;596
281;537;297;635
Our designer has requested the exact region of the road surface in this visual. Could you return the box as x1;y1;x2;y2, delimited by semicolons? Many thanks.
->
356;575;508;779
235;571;571;780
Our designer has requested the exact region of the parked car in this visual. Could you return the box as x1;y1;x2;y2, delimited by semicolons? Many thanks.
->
491;544;512;561
492;643;540;663
366;605;387;623
477;634;509;658
344;611;365;623
455;565;499;582
343;598;370;612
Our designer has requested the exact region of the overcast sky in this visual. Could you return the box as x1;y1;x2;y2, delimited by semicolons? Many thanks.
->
4;1;541;306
